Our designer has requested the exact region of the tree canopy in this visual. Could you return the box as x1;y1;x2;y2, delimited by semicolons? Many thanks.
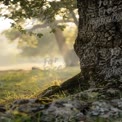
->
0;0;77;32
0;0;79;66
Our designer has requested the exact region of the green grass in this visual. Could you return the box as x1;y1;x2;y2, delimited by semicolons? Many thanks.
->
0;67;80;104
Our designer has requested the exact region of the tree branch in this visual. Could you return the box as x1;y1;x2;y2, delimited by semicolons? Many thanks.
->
27;20;75;32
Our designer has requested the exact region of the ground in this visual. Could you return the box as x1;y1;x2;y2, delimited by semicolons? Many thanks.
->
0;67;80;104
0;67;122;122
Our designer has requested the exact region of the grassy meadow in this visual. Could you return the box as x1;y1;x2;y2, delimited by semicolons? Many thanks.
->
0;67;80;104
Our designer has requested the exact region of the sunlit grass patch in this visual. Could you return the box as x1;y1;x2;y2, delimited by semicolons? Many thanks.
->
0;67;80;104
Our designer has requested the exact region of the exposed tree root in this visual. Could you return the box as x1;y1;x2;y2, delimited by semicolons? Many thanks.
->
39;72;90;98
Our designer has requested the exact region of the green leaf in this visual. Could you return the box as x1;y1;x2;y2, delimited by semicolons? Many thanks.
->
50;28;56;33
58;25;66;31
37;33;43;38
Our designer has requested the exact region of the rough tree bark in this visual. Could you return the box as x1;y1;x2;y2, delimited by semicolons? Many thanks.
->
74;0;122;87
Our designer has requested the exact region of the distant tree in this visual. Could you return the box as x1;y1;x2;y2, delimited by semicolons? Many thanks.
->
3;28;60;57
0;0;79;66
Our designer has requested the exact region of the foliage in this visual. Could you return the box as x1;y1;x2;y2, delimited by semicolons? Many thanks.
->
3;27;61;56
3;28;38;48
0;0;77;32
3;23;77;57
1;0;76;19
0;0;78;60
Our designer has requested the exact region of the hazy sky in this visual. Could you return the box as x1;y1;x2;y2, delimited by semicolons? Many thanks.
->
0;18;20;68
0;17;12;32
0;35;64;70
0;35;22;66
0;34;64;70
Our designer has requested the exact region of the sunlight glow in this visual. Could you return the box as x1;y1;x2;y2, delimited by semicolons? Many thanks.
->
0;17;13;32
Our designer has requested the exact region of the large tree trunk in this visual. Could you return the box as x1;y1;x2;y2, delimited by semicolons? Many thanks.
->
74;0;122;86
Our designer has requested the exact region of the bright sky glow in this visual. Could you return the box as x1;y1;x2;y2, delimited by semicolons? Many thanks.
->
0;17;13;32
